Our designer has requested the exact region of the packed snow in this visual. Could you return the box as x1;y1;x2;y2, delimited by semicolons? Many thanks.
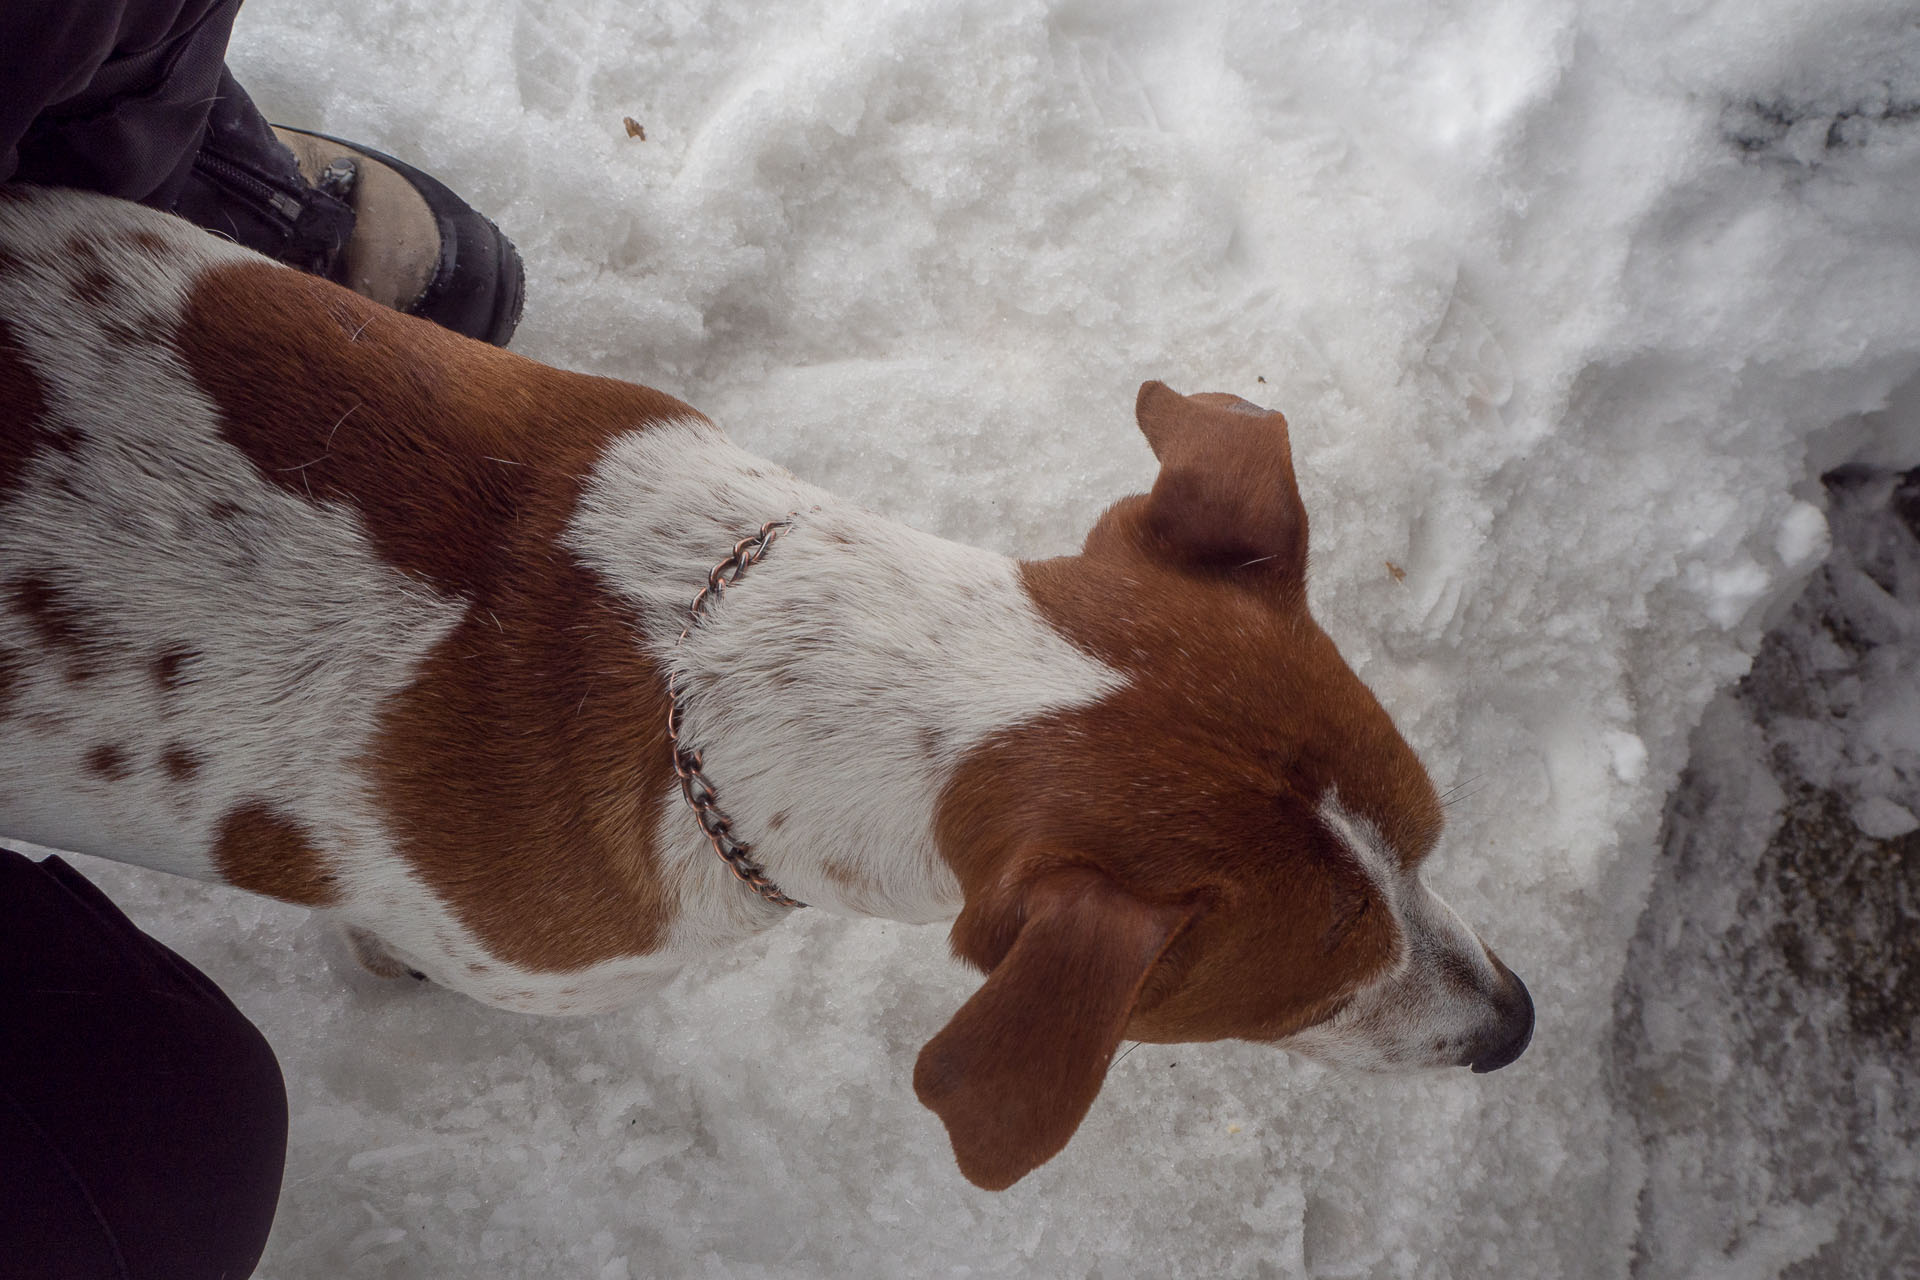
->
1620;467;1920;1280
23;0;1920;1275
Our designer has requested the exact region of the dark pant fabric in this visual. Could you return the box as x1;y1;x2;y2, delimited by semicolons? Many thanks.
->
0;0;352;297
0;848;287;1280
1;0;245;207
0;0;527;344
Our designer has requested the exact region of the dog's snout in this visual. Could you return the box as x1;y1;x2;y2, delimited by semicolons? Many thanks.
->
1467;963;1533;1074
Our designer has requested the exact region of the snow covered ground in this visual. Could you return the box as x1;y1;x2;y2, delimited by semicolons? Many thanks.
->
1618;465;1920;1280
24;0;1920;1275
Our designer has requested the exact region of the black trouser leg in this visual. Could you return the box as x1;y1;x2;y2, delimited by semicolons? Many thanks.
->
0;0;246;206
0;0;351;270
0;848;287;1280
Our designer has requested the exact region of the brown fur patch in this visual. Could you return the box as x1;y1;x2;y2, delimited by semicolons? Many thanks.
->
821;855;883;899
211;802;341;907
940;550;1417;1046
6;573;113;681
1;317;51;502
99;310;167;347
159;744;203;782
372;565;681;970
0;646;25;717
73;268;117;309
178;261;702;970
124;229;173;257
152;647;197;692
85;744;132;780
178;262;705;598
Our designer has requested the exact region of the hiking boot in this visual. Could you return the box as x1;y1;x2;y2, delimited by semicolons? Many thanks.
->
170;69;524;347
272;126;525;348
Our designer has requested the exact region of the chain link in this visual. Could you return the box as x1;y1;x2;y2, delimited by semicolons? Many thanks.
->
666;519;806;909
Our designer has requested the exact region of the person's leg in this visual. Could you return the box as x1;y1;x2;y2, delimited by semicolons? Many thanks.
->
1;0;244;206
0;847;287;1280
0;0;524;346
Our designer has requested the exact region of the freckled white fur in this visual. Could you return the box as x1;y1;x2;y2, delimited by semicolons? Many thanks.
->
1282;794;1511;1072
566;419;1126;953
0;191;593;1009
0;193;612;1015
0;192;461;902
0;189;1124;1017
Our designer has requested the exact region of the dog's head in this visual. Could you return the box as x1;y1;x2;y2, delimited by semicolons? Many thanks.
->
918;381;1532;1190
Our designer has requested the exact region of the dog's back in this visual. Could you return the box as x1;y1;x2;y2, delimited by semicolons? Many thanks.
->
0;189;696;956
2;189;432;887
2;187;1533;1191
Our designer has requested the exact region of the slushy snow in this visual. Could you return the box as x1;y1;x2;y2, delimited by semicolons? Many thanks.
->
33;0;1920;1275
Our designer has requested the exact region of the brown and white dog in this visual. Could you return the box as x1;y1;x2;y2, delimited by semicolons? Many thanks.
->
0;186;1531;1190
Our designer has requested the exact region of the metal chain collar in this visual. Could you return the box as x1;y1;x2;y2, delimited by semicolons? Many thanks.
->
665;519;807;909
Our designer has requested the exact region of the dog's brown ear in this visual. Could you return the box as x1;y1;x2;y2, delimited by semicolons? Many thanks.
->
914;865;1196;1191
1134;380;1307;588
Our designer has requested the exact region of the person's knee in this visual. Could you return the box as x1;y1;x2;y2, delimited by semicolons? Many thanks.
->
0;850;288;1278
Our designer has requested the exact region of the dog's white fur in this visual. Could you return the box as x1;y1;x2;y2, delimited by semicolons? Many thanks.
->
1287;795;1513;1072
568;421;1124;937
1;188;1525;1076
0;190;1121;1015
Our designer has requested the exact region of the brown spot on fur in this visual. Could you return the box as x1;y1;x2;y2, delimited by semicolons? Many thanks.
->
1;317;52;502
124;230;173;257
7;574;113;681
212;802;341;907
766;810;789;832
159;744;202;782
44;424;84;456
85;744;131;780
175;262;704;969
9;575;86;648
100;310;167;346
60;237;119;310
179;261;708;598
821;856;883;899
74;269;117;308
152;647;198;692
64;235;106;273
0;647;25;717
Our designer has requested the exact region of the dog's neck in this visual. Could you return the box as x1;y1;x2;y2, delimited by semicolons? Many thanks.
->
565;418;1122;933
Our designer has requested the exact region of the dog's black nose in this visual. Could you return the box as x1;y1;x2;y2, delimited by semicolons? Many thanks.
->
1469;966;1534;1074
